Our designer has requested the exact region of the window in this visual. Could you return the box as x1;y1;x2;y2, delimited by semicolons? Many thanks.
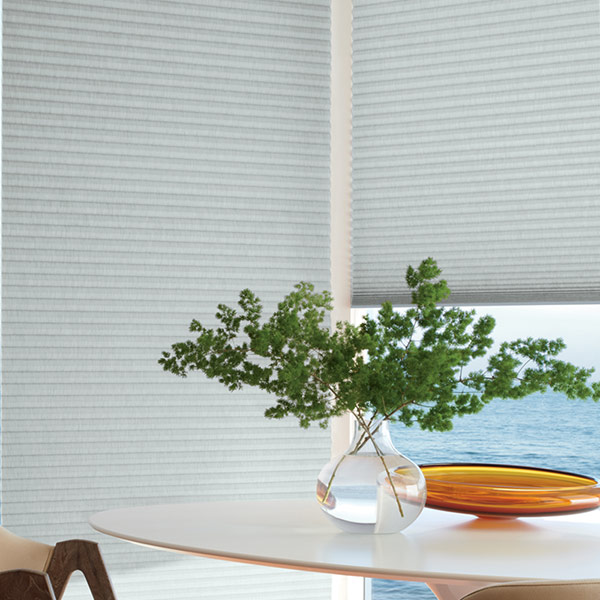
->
353;305;600;600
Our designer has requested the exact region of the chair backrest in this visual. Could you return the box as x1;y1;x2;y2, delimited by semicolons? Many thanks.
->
0;528;53;573
46;539;117;600
461;580;600;600
0;528;116;600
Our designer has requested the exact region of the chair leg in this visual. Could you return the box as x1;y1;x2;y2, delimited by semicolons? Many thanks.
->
45;540;116;600
0;569;57;600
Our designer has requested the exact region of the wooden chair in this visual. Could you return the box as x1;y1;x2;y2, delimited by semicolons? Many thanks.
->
0;527;116;600
0;570;56;600
461;580;600;600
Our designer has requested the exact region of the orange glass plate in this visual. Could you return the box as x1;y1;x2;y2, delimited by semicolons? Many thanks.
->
419;463;600;518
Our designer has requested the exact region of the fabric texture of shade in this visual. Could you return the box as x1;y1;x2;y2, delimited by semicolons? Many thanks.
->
352;0;600;306
1;1;331;599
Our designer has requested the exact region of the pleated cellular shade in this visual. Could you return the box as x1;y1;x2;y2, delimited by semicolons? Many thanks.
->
2;1;331;599
352;0;600;306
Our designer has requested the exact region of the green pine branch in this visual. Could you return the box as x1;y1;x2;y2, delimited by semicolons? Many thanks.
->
159;258;600;431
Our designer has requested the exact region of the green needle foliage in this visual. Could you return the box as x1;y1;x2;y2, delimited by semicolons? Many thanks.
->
159;258;600;431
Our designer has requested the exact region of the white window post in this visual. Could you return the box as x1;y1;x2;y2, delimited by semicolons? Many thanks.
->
330;2;364;600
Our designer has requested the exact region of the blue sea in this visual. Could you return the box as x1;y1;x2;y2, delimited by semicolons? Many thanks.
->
371;390;600;600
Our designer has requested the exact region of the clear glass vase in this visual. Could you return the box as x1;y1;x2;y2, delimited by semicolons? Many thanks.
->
316;418;426;533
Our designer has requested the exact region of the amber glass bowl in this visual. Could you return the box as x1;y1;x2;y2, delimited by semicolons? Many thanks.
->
420;463;600;518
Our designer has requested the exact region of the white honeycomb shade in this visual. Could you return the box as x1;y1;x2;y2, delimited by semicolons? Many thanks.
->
352;0;600;306
1;1;331;599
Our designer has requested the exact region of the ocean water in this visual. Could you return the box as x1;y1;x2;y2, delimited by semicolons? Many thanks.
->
371;390;600;600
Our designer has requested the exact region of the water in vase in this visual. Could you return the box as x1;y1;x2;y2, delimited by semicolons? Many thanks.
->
316;420;426;533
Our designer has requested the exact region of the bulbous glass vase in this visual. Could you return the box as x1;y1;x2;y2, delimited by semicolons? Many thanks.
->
316;418;426;533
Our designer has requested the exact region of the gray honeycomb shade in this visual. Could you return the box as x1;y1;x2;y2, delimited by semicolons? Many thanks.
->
1;1;331;598
352;0;600;306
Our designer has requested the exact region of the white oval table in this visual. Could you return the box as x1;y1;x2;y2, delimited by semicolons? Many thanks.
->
90;500;600;600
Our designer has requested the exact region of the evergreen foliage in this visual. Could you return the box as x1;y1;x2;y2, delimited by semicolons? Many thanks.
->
159;258;600;431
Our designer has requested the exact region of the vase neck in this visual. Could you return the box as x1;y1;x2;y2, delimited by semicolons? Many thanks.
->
348;417;398;455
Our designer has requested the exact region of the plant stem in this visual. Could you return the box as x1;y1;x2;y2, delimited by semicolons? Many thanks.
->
352;412;405;519
318;422;372;506
349;416;382;455
318;453;346;507
318;415;402;517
